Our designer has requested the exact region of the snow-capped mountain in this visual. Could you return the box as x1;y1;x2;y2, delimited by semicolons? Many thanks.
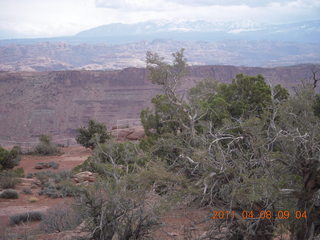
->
74;19;320;43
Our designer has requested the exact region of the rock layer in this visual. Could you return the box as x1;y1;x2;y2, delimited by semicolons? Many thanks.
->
0;64;319;142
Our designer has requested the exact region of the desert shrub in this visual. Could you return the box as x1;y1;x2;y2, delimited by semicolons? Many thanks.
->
76;120;111;149
0;171;21;189
34;143;60;156
29;197;39;203
76;140;145;182
39;183;60;198
33;135;60;156
26;173;34;178
48;161;59;169
77;182;159;240
39;180;79;199
34;170;70;183
13;167;24;177
40;204;83;233
0;146;21;170
22;188;32;194
56;170;72;180
9;211;43;225
0;189;19;199
35;161;59;170
58;180;79;197
34;171;55;186
35;171;77;198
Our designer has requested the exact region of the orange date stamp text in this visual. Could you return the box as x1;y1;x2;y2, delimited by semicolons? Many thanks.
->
211;210;307;220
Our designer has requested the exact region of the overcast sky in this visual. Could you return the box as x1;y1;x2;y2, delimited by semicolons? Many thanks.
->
0;0;319;39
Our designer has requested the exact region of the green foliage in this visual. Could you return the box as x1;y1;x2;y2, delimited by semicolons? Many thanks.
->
146;48;187;86
313;93;320;117
141;95;185;137
0;189;19;199
214;74;272;118
38;181;78;199
76;120;111;149
141;72;289;140
34;171;78;198
39;134;51;144
77;182;159;240
0;146;21;170
33;135;60;155
138;50;320;239
57;50;320;240
13;167;24;177
76;140;146;181
0;170;21;189
273;84;289;102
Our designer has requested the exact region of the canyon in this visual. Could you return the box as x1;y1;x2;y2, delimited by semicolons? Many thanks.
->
0;64;319;142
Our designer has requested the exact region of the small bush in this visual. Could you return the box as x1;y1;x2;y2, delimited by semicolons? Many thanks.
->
34;171;56;186
40;204;83;233
0;189;19;199
34;161;59;170
22;188;32;195
0;146;21;170
13;167;24;177
78;183;159;240
33;135;61;156
76;120;111;149
28;197;39;203
48;161;59;169
38;180;78;199
0;171;21;189
34;143;60;156
56;170;72;180
9;211;43;225
35;171;76;198
34;171;72;185
26;173;34;178
38;183;60;198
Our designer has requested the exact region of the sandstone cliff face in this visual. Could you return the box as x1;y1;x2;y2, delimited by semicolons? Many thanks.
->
0;64;318;142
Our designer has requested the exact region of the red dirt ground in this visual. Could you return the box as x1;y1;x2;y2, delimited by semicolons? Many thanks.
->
0;145;289;240
0;146;90;237
19;146;91;174
0;145;213;239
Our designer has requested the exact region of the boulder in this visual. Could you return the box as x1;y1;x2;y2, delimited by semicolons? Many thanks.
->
73;171;96;183
111;128;134;139
126;126;145;140
111;126;145;141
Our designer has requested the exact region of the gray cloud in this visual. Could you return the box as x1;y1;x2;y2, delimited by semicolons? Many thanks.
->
95;0;296;9
166;0;295;7
0;0;319;39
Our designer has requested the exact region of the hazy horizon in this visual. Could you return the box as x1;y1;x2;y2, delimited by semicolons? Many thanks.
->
1;0;320;40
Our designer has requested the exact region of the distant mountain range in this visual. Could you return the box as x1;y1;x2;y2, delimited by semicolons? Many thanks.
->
75;20;320;43
0;19;319;45
0;20;319;71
